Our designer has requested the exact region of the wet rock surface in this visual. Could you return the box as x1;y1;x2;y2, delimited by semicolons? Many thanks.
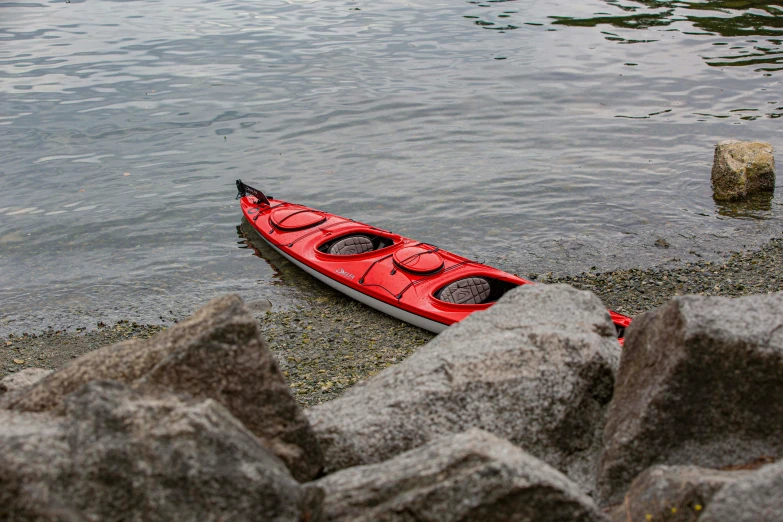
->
599;292;783;505
711;140;775;201
308;284;621;494
0;380;323;522
3;295;323;482
313;428;606;522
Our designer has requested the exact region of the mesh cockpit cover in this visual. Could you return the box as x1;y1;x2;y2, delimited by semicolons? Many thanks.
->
439;277;491;305
327;235;374;256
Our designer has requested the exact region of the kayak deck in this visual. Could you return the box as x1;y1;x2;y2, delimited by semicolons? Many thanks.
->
238;181;631;341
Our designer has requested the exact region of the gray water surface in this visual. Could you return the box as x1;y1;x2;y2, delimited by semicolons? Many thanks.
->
1;0;782;334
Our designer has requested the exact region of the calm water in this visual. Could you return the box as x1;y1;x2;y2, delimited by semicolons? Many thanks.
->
1;0;782;334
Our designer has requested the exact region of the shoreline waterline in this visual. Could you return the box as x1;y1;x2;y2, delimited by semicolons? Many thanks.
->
4;224;782;405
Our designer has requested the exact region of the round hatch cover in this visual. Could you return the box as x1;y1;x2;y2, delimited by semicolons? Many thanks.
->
271;208;326;231
393;246;444;274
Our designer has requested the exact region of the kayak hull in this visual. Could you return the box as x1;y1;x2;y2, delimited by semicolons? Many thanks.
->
262;237;450;333
237;183;632;340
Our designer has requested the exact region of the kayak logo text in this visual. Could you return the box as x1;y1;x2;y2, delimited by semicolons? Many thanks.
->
336;268;355;281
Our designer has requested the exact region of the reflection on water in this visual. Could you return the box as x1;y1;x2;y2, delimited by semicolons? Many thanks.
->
237;219;326;292
715;190;775;218
548;0;783;73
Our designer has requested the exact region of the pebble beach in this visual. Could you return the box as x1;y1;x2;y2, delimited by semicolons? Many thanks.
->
4;230;783;406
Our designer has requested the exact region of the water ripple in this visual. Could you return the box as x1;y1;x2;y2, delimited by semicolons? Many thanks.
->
1;0;781;334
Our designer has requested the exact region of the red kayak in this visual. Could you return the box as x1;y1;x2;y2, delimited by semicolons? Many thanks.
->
237;180;631;343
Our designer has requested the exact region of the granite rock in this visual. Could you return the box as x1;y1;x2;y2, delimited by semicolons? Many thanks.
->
608;465;749;522
599;293;783;504
308;284;622;494
0;380;323;522
700;459;783;522
314;428;606;522
4;295;323;482
711;140;775;201
0;368;52;395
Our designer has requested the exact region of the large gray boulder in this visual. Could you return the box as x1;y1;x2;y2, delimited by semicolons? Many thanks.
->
599;293;783;505
700;460;783;522
0;380;323;522
314;428;606;522
608;465;750;522
3;295;323;482
711;140;775;201
308;284;622;494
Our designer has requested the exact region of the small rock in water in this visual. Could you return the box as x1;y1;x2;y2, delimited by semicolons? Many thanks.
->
711;140;775;201
654;238;670;249
247;299;273;313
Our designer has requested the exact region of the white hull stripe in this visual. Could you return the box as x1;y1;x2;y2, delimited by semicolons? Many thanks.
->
263;239;449;334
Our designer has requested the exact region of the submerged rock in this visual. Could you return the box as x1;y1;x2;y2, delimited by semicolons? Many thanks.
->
654;238;670;249
313;428;606;522
0;381;323;522
308;284;622;494
3;295;323;482
599;293;783;505
711;140;775;201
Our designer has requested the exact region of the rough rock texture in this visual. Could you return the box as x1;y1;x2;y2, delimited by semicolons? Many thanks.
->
700;459;783;522
135;298;322;482
599;293;783;505
314;428;606;522
308;284;622;494
711;140;775;201
0;368;52;395
0;380;323;522
3;295;323;482
608;465;749;522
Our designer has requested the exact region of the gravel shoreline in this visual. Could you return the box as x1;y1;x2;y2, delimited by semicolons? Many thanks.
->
541;236;783;316
4;232;783;406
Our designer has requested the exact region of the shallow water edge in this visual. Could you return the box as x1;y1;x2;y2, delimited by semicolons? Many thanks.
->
4;223;783;407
